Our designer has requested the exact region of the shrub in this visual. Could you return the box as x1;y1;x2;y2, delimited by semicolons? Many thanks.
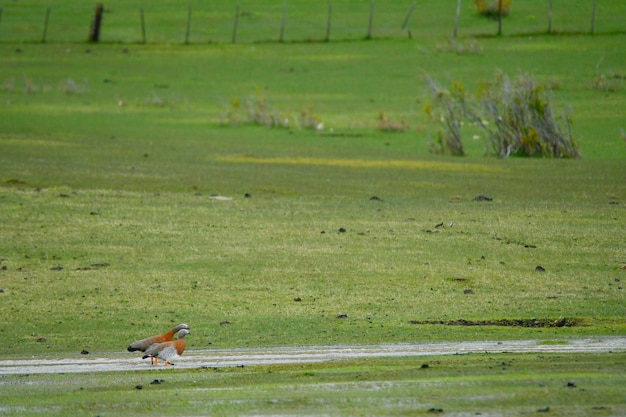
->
478;72;579;158
424;77;466;156
425;72;580;158
474;0;512;18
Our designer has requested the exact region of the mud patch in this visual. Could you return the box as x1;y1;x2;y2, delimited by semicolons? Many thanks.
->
1;337;624;375
409;317;582;328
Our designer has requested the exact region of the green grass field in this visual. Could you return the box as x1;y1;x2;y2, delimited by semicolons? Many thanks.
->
1;353;625;416
0;0;625;415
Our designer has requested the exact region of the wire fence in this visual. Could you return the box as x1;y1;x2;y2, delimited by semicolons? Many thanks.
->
0;1;623;44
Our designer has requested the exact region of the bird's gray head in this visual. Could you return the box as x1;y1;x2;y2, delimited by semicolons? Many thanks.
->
178;329;190;339
174;323;189;332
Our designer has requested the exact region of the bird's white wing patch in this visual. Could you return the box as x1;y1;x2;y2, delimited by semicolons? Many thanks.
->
158;346;179;362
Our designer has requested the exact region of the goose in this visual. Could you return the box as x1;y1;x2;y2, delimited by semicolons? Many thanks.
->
127;323;189;363
142;329;189;366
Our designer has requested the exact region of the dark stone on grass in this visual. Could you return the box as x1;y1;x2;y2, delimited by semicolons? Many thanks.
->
537;406;550;412
220;320;231;325
80;350;89;355
336;313;348;319
338;227;346;233
244;193;252;198
427;408;444;413
473;195;493;201
37;337;46;343
135;385;143;390
535;265;546;272
566;381;577;388
50;265;63;271
369;196;382;201
294;297;302;302
420;363;429;369
150;379;164;385
463;289;474;294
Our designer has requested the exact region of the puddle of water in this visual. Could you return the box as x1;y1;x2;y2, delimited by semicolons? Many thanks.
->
0;337;624;375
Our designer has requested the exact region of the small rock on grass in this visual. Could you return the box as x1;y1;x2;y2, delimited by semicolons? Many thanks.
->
473;195;493;201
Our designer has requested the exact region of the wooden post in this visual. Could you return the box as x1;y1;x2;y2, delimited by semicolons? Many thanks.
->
232;3;240;43
497;0;502;36
139;7;146;43
88;3;104;43
185;5;192;44
547;0;553;34
453;0;461;39
366;0;374;39
401;1;416;31
325;1;332;42
279;1;286;42
42;7;51;43
590;0;597;35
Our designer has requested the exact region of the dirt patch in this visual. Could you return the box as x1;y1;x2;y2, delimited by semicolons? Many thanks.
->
409;317;582;328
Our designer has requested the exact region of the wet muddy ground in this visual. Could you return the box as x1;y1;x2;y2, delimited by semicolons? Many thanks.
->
1;337;624;375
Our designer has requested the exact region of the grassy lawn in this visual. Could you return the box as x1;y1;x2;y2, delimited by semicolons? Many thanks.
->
0;0;625;415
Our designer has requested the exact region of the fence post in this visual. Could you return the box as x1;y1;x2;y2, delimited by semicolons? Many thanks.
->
547;0;553;34
185;5;192;44
590;0;597;35
453;0;461;39
139;8;146;43
42;7;51;43
325;1;332;42
88;3;104;43
232;3;240;43
497;0;502;36
401;2;416;31
280;1;286;42
366;0;374;39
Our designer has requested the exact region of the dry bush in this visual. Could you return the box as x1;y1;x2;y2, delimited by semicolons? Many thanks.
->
474;0;512;18
377;112;408;133
478;72;579;158
425;72;580;158
424;77;466;156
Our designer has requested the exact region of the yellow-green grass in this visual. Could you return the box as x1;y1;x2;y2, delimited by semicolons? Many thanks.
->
1;130;624;354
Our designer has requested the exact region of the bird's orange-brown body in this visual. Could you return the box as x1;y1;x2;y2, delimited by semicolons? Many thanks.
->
127;323;188;352
142;329;189;365
127;324;189;364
